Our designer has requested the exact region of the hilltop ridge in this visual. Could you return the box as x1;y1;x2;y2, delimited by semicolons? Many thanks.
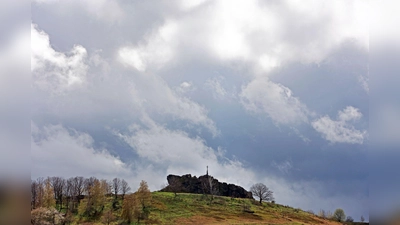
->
160;174;253;199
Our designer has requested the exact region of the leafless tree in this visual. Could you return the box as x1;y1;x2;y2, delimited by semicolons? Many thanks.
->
361;215;365;223
112;178;121;199
201;175;219;203
72;176;85;197
84;177;97;196
64;178;73;211
50;176;65;210
121;179;131;199
250;183;274;204
31;180;38;210
32;177;45;208
318;209;326;218
100;179;112;196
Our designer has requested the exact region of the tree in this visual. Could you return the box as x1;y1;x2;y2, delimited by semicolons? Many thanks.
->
31;180;38;210
318;209;326;218
43;177;56;208
250;183;274;204
136;180;152;222
346;216;354;222
73;176;85;197
121;179;131;199
361;215;365;222
100;179;112;196
112;178;121;199
32;177;45;209
64;178;73;212
121;193;139;224
78;178;106;218
50;176;65;211
333;208;346;222
101;209;115;225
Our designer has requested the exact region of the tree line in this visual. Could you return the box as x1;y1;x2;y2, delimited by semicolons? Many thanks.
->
31;176;131;212
31;176;155;224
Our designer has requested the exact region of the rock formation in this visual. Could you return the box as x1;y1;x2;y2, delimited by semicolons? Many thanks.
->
160;174;253;199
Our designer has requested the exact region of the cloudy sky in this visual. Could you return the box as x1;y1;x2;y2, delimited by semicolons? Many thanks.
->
7;0;396;220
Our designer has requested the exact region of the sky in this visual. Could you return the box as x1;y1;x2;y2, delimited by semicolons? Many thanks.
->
0;0;395;221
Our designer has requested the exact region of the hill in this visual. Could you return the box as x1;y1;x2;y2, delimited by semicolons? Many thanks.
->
33;192;357;225
148;191;345;225
31;176;368;225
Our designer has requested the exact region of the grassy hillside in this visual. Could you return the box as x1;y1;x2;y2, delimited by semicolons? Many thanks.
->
146;192;343;225
33;191;361;225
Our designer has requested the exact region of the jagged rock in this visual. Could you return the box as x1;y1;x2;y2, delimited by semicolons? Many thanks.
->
160;174;253;199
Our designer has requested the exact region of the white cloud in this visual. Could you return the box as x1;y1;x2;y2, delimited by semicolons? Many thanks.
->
312;106;366;144
358;74;369;93
338;106;363;122
132;74;218;136
32;0;124;23
118;20;177;71
179;0;209;11
116;121;255;188
175;81;194;94
31;24;88;94
240;78;309;125
205;76;229;100
31;122;132;180
271;160;293;174
116;0;367;74
114;0;367;130
31;24;217;136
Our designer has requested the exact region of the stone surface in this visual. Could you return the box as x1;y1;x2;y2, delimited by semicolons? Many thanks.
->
160;174;253;199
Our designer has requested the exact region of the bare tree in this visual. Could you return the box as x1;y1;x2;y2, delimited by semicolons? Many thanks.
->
50;177;65;211
318;209;326;218
250;183;274;204
112;178;121;199
361;215;365;222
201;175;219;204
72;176;85;197
346;216;354;222
84;177;97;196
121;179;131;199
31;180;38;210
33;177;45;209
100;179;112;196
64;178;73;212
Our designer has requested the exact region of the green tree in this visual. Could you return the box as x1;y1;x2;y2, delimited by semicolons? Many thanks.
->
78;179;106;218
333;208;346;222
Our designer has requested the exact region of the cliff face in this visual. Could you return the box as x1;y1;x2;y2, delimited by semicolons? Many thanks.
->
160;174;253;199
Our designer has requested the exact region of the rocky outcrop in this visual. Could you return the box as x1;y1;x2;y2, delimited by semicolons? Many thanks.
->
160;174;253;199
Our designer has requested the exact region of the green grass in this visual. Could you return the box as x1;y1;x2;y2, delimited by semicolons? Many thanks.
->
146;192;333;225
46;192;344;225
